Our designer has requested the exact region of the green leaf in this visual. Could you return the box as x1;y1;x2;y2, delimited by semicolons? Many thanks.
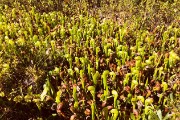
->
0;92;5;97
40;84;49;101
130;113;136;120
157;109;162;120
163;113;172;120
55;90;61;103
148;111;159;120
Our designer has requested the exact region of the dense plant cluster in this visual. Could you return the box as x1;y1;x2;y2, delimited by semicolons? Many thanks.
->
0;0;179;119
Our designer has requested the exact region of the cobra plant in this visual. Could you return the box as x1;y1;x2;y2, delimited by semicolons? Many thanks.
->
102;70;109;101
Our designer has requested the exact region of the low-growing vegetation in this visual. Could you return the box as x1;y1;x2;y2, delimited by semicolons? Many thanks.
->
0;0;179;119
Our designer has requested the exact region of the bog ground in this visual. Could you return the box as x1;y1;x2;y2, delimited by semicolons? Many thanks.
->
0;0;179;120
